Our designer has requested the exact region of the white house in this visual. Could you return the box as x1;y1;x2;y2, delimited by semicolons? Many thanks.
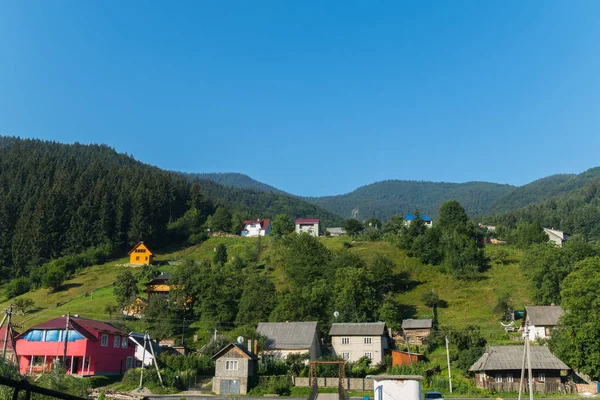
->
295;218;320;236
404;214;433;228
325;227;346;237
329;322;389;364
241;219;271;237
129;331;164;367
521;305;564;341
543;228;568;247
256;321;321;361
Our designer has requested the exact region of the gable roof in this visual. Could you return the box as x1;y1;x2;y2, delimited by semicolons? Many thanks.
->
257;321;318;350
212;343;257;360
525;306;564;326
128;241;153;255
295;218;320;224
147;273;171;285
18;316;125;340
242;219;271;230
543;228;567;240
329;322;386;336
469;346;569;372
405;214;432;222
402;319;433;329
129;331;165;355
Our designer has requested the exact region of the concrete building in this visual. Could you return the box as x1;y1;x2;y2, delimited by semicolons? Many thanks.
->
295;218;320;236
256;321;321;361
521;305;564;341
212;343;257;395
329;322;389;364
543;228;569;247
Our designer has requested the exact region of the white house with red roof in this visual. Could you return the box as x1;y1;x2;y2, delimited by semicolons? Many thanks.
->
16;315;134;376
241;219;271;237
295;218;320;236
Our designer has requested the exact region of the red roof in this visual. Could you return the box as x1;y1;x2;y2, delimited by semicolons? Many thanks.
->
242;219;271;230
18;316;126;340
295;218;320;224
0;327;18;351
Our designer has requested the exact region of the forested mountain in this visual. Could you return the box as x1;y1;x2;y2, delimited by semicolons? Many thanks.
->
303;180;514;220
187;172;285;194
0;137;341;282
489;167;600;213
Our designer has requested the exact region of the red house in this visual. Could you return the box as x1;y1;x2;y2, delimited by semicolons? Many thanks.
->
16;316;135;376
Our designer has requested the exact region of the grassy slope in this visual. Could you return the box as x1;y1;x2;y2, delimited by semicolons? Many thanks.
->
2;237;532;345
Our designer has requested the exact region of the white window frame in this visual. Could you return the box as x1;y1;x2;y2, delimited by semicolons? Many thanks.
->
538;372;546;382
506;373;514;383
342;352;350;361
114;335;121;348
101;334;108;347
363;352;372;359
225;360;238;370
341;337;350;345
364;337;372;344
495;374;502;383
479;372;486;382
126;356;133;369
122;337;129;348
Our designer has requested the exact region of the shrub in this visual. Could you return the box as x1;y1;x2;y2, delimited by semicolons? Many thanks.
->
4;277;31;299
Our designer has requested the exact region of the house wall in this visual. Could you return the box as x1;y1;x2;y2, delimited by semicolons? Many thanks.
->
403;328;431;345
474;370;563;392
331;335;386;364
391;351;422;367
213;347;256;395
295;223;319;236
130;245;153;265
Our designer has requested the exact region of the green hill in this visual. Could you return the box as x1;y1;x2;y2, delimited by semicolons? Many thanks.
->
185;172;285;194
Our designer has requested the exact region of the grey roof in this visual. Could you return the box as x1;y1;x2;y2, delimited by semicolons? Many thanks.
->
402;319;433;329
469;346;569;372
525;306;564;326
129;331;164;355
212;343;257;361
329;322;386;336
257;321;318;350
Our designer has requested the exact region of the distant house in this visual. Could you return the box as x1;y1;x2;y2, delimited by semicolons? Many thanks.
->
0;326;18;363
212;343;257;395
241;219;272;237
121;297;148;318
256;321;321;361
295;218;320;236
469;346;570;392
128;242;154;265
401;319;433;345
145;273;171;299
15;316;134;376
521;305;564;341
129;331;163;367
329;322;389;364
325;227;346;237
404;214;433;228
543;228;569;247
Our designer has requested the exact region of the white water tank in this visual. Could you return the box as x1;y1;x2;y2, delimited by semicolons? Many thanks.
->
370;375;424;400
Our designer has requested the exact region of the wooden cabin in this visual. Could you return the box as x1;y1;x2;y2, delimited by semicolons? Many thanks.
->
128;242;153;265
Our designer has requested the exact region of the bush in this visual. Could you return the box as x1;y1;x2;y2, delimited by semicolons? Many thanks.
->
4;277;31;299
249;376;292;396
35;366;89;399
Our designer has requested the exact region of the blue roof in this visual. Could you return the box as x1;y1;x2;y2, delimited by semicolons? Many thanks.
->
405;214;432;222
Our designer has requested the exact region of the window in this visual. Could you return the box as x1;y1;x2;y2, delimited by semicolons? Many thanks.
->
126;356;133;369
537;373;545;382
494;374;502;383
342;352;350;361
145;256;148;260
364;337;372;344
479;373;486;382
122;337;129;348
114;335;121;348
225;360;238;370
506;373;514;383
101;334;108;347
363;352;372;359
136;256;139;261
341;337;350;345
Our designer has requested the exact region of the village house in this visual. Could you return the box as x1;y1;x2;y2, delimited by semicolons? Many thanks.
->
325;227;346;237
212;343;257;395
404;214;433;228
521;305;564;341
128;242;154;265
145;273;171;299
129;331;168;367
401;318;433;345
543;228;569;247
295;218;320;236
256;321;321;361
469;346;570;393
15;316;134;376
241;219;272;237
329;322;389;364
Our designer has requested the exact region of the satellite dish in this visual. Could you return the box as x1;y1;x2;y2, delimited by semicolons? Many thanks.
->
237;336;244;344
334;311;340;319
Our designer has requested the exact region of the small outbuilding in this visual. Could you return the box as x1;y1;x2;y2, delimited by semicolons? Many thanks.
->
401;319;433;345
212;343;257;395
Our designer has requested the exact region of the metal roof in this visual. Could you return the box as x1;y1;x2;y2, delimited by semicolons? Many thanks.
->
212;343;257;360
405;214;432;222
525;306;564;326
402;319;433;329
329;322;386;336
295;218;320;224
257;321;318;350
469;346;569;372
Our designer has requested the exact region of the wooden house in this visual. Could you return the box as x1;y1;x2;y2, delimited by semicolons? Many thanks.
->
469;346;570;393
401;319;433;345
128;242;154;265
145;273;171;299
212;343;257;395
256;321;321;361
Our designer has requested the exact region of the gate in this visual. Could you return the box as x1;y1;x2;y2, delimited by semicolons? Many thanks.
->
220;379;241;394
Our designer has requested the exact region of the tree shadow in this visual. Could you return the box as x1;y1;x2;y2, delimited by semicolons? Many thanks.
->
396;271;421;292
436;299;449;308
58;282;83;291
397;304;418;321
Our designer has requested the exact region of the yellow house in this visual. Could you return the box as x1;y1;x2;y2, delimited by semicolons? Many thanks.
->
128;242;154;265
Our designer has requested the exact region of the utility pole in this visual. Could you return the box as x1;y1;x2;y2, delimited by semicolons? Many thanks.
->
2;305;13;360
445;336;452;393
518;329;527;400
181;318;185;346
147;333;164;387
139;332;147;389
526;333;534;400
62;313;70;370
403;331;412;366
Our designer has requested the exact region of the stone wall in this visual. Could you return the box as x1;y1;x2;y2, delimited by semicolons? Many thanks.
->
292;377;374;391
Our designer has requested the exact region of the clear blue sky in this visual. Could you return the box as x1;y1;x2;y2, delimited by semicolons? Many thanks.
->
1;1;600;196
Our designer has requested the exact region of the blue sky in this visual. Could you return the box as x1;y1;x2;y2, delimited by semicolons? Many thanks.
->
1;1;600;196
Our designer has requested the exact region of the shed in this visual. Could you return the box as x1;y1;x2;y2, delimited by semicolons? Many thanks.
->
401;319;433;345
212;343;257;395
